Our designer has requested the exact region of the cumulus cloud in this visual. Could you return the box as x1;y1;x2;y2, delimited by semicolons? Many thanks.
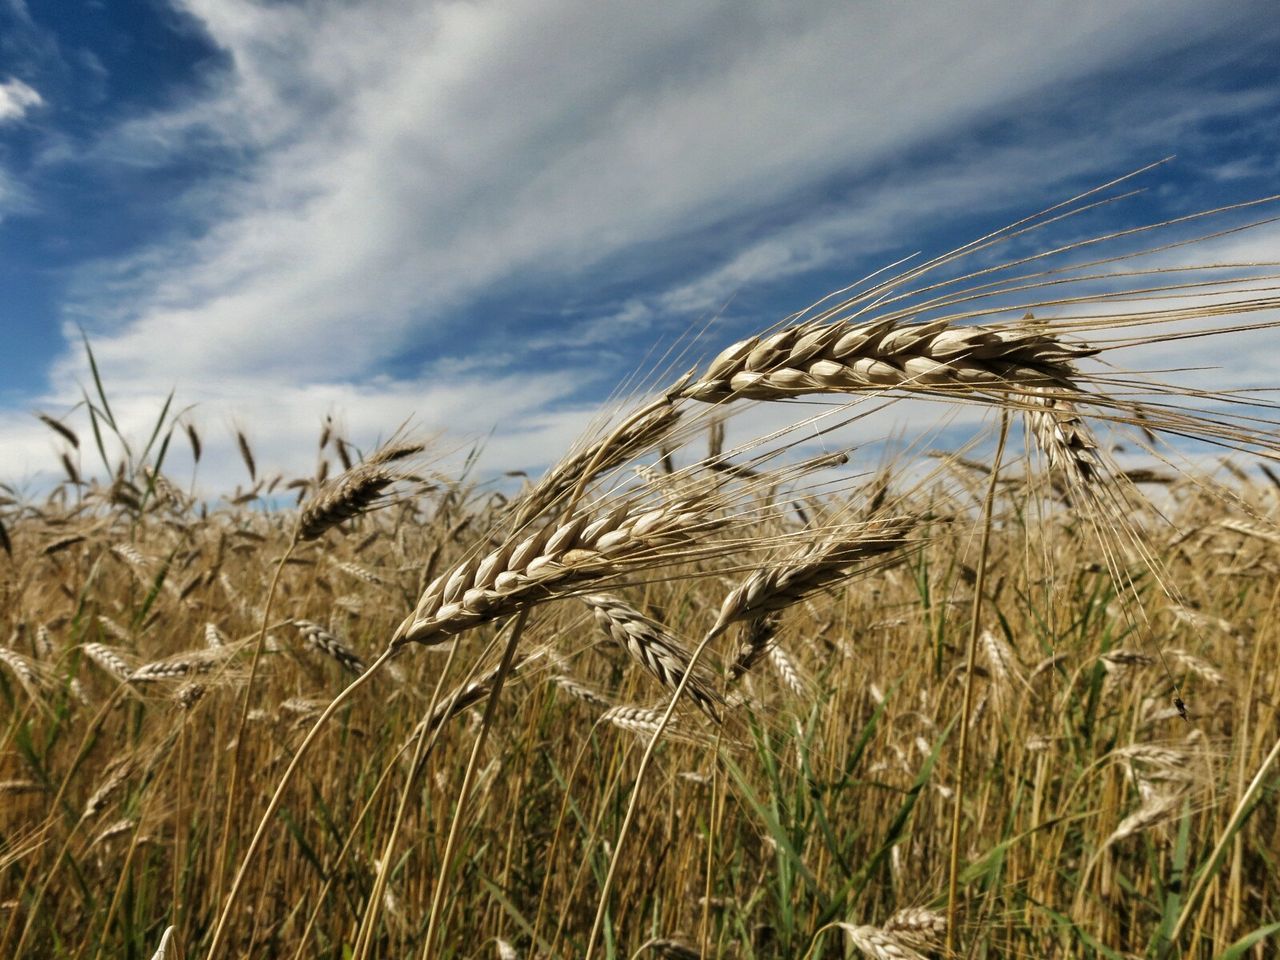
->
0;76;41;123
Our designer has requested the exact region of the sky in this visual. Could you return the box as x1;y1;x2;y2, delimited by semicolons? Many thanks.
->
1;0;1279;494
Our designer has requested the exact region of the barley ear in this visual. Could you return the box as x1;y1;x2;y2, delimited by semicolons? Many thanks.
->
298;439;421;540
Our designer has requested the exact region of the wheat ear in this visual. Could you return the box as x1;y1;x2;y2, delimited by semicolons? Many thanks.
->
512;396;682;523
727;614;780;682
393;495;721;648
681;315;1094;403
1028;389;1101;487
148;925;175;960
837;923;928;960
298;440;422;540
883;907;946;946
582;594;724;722
708;516;916;637
294;620;367;674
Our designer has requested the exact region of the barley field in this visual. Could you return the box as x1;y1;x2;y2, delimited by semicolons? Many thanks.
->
3;188;1280;959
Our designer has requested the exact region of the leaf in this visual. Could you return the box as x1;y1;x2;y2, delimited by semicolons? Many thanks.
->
138;389;175;466
959;813;1083;884
1036;906;1127;960
480;876;558;957
81;330;118;431
720;751;831;914
83;389;112;477
277;807;327;883
132;549;175;631
1152;796;1193;953
829;715;956;918
138;430;174;514
1220;921;1280;959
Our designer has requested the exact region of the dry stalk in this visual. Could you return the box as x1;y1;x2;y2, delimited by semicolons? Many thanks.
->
947;413;1009;953
1170;733;1280;944
204;647;395;960
420;612;531;958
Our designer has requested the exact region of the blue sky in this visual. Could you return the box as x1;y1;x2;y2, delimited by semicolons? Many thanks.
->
2;0;1279;490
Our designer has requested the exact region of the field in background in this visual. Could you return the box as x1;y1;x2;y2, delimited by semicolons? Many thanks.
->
4;182;1280;958
2;423;1278;959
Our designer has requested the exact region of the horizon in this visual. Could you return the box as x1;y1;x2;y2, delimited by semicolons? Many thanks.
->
2;1;1279;494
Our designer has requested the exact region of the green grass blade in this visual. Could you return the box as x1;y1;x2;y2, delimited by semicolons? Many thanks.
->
719;751;831;914
1219;921;1280;959
80;330;119;433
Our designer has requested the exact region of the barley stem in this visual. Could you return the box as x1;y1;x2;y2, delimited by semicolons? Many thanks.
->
211;529;297;912
946;413;1009;955
1166;732;1280;952
353;638;466;960
421;610;529;960
203;645;394;959
583;624;720;960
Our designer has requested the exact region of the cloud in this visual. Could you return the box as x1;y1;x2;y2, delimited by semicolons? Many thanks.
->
69;1;1256;379
4;0;1277;490
0;76;41;123
0;364;601;496
0;165;30;218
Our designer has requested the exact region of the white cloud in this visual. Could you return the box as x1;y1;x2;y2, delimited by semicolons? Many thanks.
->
0;77;41;218
68;1;1246;379
5;0;1277;489
0;166;29;217
0;76;41;123
1;366;600;496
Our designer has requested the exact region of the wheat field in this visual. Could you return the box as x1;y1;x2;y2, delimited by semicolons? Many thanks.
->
3;184;1280;959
